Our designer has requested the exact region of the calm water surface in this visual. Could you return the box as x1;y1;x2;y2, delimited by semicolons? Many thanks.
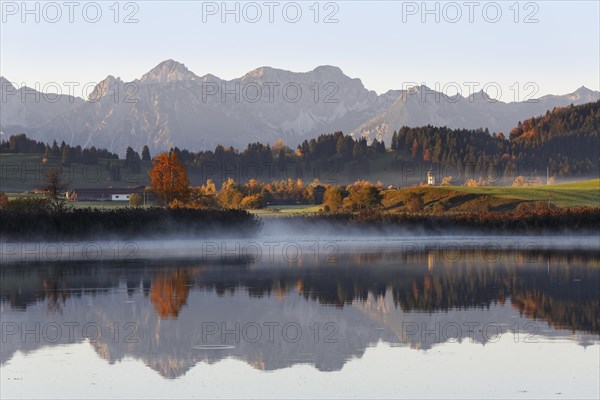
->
1;239;599;399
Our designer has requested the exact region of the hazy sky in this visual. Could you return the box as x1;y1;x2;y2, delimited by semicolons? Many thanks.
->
1;1;599;100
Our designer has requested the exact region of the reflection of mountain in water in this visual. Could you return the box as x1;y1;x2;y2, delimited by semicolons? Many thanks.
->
1;250;598;378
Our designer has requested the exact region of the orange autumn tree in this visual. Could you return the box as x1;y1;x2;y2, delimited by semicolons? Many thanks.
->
148;152;190;206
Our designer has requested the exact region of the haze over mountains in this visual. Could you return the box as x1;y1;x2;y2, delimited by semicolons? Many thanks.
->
1;60;598;154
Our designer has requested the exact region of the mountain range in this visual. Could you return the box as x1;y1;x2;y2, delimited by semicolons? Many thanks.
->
1;60;598;155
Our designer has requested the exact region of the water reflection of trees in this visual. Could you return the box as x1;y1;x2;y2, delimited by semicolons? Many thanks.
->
0;267;97;314
42;274;69;314
1;252;598;334
149;270;190;319
184;254;600;334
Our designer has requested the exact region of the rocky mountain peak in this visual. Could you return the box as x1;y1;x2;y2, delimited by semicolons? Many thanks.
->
88;75;122;102
311;65;345;78
139;59;199;84
0;76;14;90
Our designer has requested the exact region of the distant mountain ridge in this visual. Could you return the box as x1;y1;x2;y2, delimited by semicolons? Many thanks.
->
0;76;84;133
1;60;598;154
352;85;600;143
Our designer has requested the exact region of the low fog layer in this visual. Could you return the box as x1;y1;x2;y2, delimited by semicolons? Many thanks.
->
1;231;598;264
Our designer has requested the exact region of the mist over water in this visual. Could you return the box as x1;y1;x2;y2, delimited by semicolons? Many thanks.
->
1;231;599;264
0;211;600;264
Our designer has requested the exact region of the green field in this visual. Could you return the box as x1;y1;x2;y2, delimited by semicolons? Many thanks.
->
0;153;151;192
249;204;323;216
3;193;144;209
383;179;600;212
447;179;600;208
71;201;133;209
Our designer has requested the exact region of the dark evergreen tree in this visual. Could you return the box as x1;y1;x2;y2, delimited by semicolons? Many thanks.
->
142;145;151;161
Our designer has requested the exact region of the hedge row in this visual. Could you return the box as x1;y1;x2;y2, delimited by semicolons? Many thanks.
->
0;208;262;240
278;208;600;234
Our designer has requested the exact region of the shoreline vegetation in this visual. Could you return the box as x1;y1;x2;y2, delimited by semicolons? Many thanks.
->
0;208;262;241
0;207;599;241
268;207;600;234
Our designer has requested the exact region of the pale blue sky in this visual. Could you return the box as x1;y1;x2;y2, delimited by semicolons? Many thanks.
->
1;1;598;100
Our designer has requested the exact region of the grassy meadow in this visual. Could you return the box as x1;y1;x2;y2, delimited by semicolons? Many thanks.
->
0;153;152;192
382;179;599;213
448;179;600;208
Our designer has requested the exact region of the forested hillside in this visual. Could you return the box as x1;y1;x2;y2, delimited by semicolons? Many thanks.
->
391;101;600;179
2;101;598;185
